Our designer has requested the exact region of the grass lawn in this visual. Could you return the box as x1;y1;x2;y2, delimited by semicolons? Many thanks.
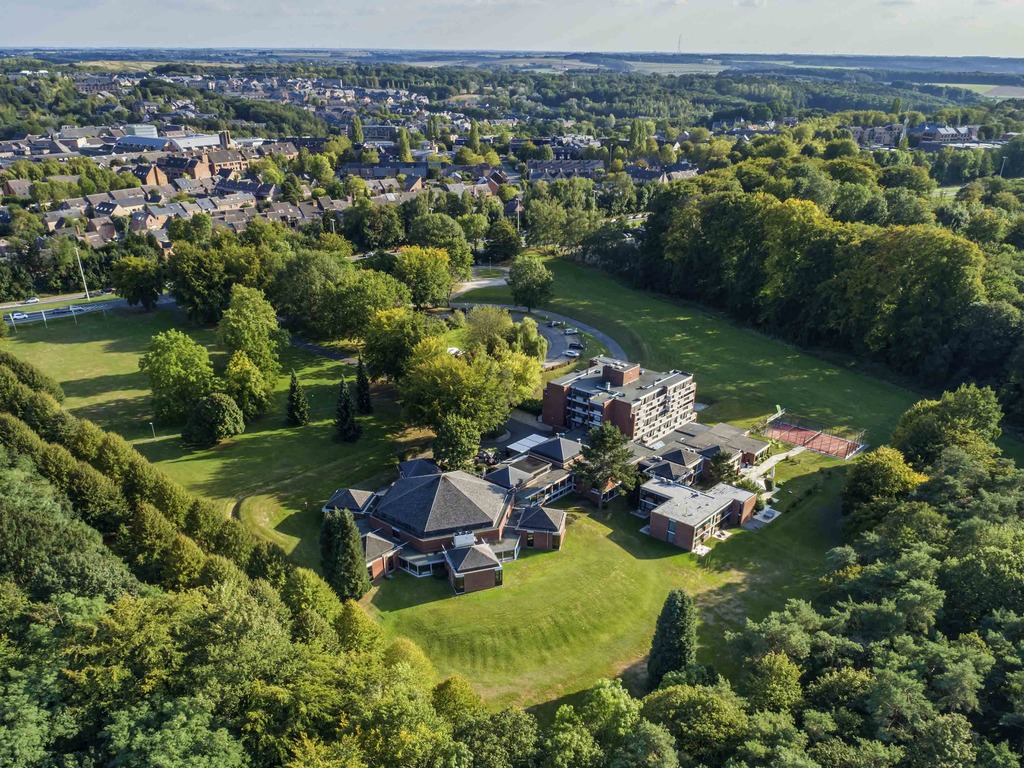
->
369;448;845;713
461;256;1024;461
4;306;419;570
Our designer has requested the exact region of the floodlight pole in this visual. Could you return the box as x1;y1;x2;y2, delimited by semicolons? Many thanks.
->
75;247;91;301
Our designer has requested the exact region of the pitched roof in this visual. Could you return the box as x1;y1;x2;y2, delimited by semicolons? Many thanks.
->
398;458;441;478
374;470;510;538
484;464;533;490
530;436;582;465
323;488;375;513
515;505;566;533
446;543;501;573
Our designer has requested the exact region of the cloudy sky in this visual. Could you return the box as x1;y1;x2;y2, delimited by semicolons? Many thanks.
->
1;0;1021;57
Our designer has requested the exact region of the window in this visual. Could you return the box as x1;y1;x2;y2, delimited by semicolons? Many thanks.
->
495;569;503;586
552;534;562;551
667;519;676;544
527;532;535;548
454;575;465;594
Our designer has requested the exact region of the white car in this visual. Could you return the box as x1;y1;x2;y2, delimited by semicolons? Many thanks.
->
564;327;579;335
565;350;581;358
68;305;84;312
23;297;39;305
10;312;28;320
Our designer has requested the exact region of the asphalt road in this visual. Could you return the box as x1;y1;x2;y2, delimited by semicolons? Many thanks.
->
2;294;176;326
452;301;628;362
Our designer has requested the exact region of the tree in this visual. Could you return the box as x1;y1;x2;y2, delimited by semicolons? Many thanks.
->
218;285;286;379
842;446;924;512
579;679;641;752
165;242;230;324
286;372;310;426
223;351;273;421
408;213;473;280
432;675;483;725
465;305;515;354
355;358;373;414
181;393;245;448
574;422;638;509
320;508;370;600
433;414;480;471
467;119;481;153
541;706;604;768
333;378;361;442
705;449;740;484
397;128;412;162
272;249;349;340
332;268;411;340
138;330;216;423
891;384;1003;468
648;589;698;688
394;246;453;309
526;199;568;251
350;114;364;144
641;683;748;765
362;307;427;381
111;256;162;311
741;651;803;712
608;719;679;768
457;213;489;254
508;253;554;312
484;218;523;263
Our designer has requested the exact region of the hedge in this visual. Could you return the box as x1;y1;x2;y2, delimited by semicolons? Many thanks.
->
0;349;64;402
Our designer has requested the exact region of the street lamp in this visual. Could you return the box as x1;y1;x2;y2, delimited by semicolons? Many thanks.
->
149;422;156;439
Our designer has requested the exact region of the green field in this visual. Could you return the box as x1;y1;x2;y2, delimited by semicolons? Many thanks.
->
462;256;1024;462
372;449;844;712
4;307;417;570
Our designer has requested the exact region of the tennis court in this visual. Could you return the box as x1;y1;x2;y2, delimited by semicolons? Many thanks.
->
761;413;866;460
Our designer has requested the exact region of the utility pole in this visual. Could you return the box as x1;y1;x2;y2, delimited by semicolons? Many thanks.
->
1000;156;1009;178
74;247;91;301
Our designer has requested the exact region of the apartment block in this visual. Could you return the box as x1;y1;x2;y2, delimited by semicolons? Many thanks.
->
542;357;697;443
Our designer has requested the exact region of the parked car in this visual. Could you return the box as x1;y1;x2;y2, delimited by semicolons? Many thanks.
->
547;320;561;327
68;305;84;312
10;312;28;320
565;350;581;358
564;327;579;335
568;341;585;350
23;297;39;304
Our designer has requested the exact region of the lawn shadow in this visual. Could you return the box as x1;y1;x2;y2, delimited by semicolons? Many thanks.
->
61;371;148;401
370;571;452;611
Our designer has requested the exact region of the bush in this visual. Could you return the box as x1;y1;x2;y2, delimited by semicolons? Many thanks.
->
446;310;466;329
0;351;65;402
518;397;543;416
182;394;246;447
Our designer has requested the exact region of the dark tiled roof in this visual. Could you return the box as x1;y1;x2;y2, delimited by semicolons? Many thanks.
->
323;488;375;513
530;437;582;465
644;460;694;482
446;543;501;573
515;505;566;533
374;470;510;538
355;518;402;564
398;458;441;478
484;464;533;490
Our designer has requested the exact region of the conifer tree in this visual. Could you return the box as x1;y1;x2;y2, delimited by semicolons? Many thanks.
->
286;372;310;426
334;378;361;442
356;358;373;414
648;589;698;688
321;508;371;600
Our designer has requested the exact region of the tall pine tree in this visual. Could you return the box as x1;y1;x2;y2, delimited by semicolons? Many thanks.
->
334;378;361;442
647;589;698;688
356;358;373;414
321;509;371;600
286;372;310;426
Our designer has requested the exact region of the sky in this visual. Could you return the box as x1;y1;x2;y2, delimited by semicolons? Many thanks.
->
1;0;1022;58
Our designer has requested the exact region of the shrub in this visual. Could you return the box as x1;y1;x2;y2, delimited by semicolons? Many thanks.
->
0;350;65;401
182;394;246;447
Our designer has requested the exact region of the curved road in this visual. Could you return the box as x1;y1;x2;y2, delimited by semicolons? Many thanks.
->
451;301;628;362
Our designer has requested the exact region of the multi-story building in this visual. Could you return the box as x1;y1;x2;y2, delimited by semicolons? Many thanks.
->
542;357;697;443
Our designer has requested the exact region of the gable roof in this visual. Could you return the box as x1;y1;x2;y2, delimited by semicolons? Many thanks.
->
446;543;501;573
374;470;510;538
